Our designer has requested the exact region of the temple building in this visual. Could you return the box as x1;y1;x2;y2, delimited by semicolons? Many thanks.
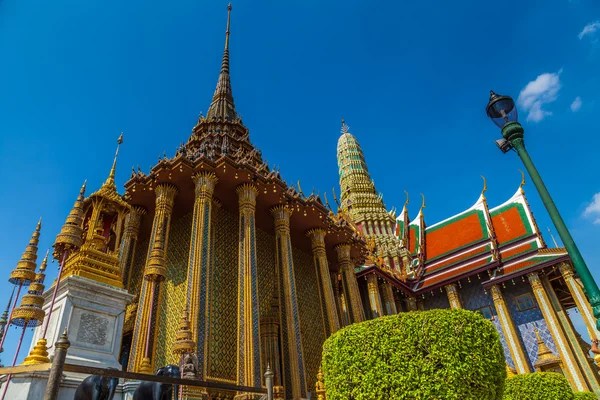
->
1;4;599;400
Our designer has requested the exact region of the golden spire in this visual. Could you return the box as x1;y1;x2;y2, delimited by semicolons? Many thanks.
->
20;260;50;365
39;250;49;272
54;181;86;259
105;133;123;188
9;218;42;285
172;306;195;355
533;326;561;369
419;193;426;214
547;227;559;248
207;3;236;120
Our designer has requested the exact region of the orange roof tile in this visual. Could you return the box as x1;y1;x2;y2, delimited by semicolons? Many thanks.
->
425;211;487;260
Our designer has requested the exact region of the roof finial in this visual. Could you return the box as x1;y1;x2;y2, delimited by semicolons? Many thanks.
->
404;191;409;208
225;3;232;51
547;227;559;248
480;175;487;198
207;4;237;120
419;193;426;213
106;133;123;187
341;119;349;134
519;169;526;191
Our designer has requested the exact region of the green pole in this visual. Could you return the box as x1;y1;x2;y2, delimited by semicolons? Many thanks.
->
501;121;600;329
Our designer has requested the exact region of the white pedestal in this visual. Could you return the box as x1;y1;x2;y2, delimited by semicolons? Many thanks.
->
30;276;135;370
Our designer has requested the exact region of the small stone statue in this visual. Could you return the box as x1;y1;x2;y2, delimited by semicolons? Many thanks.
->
182;352;199;379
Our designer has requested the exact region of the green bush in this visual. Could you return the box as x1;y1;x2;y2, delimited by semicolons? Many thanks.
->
573;392;598;400
321;309;506;400
503;372;574;400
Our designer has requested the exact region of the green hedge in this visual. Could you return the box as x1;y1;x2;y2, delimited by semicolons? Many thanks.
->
321;309;506;400
573;392;598;400
503;372;574;400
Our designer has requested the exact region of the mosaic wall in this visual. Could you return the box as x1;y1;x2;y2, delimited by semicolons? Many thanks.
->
503;281;557;369
423;289;450;310
459;280;516;369
154;211;192;368
207;205;239;382
127;235;150;301
293;246;326;393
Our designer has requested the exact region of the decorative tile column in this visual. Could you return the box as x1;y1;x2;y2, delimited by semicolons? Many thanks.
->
272;205;307;398
405;297;417;311
541;274;600;395
380;281;397;315
489;285;531;374
335;244;365;323
444;284;462;309
130;183;177;373
367;274;384;318
185;171;218;379
306;228;340;334
236;183;261;392
120;206;146;290
528;272;588;392
559;262;600;340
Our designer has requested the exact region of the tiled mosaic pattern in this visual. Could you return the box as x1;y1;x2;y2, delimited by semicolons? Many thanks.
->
503;283;557;368
256;226;277;369
128;235;149;300
293;245;326;395
423;289;450;310
207;206;239;382
154;211;192;368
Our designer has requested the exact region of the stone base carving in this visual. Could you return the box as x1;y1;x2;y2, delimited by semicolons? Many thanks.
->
28;276;134;370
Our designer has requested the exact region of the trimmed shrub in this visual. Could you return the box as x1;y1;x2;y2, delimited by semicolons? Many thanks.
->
321;309;506;400
573;392;598;400
503;372;574;400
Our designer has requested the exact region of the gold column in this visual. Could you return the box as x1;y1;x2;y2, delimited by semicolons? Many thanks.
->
236;183;261;391
307;228;340;334
129;184;177;373
393;291;404;313
406;297;417;311
120;206;146;291
444;284;462;309
541;274;600;395
380;281;397;315
367;274;384;318
336;244;365;323
272;205;307;398
489;285;531;374
559;263;600;340
185;171;218;379
528;272;588;391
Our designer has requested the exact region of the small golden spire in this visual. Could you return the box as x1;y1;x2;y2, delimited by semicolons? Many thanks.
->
519;169;526;191
341;118;349;134
9;219;43;285
297;180;304;196
53;180;87;259
481;175;487;199
419;193;426;214
225;3;232;50
105;133;124;188
172;306;195;355
547;227;559;248
39;250;49;272
404;191;409;208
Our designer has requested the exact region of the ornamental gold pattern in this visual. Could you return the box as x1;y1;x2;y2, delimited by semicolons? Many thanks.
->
559;262;600;340
236;183;261;388
307;228;340;334
121;206;146;289
528;272;588;391
366;274;383;317
489;285;531;374
186;171;218;379
444;284;463;309
54;181;86;258
271;205;307;398
11;258;46;329
336;244;365;323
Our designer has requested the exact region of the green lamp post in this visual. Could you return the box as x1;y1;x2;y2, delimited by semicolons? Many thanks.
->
486;90;600;329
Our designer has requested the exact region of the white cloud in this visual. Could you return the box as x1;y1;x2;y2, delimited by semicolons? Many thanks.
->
579;21;600;40
570;96;582;112
517;70;562;122
584;193;600;224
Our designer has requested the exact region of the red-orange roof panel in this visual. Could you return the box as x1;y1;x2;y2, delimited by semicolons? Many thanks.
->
425;211;487;261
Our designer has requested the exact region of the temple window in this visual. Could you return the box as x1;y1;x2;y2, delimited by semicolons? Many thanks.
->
475;306;493;320
515;293;536;311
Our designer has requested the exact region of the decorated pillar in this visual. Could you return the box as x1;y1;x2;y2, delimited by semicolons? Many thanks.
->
393;290;404;313
272;205;307;398
236;183;261;391
130;183;177;373
528;272;588;391
380;281;397;315
489;285;531;374
541;274;600;395
306;228;340;334
445;284;462;309
336;244;365;323
185;171;218;379
120;206;146;290
559;263;600;340
405;297;418;311
366;274;384;318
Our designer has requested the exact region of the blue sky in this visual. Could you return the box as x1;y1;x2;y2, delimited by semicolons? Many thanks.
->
0;0;599;363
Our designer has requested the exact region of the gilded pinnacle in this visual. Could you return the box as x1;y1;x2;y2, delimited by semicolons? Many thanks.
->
9;220;43;285
54;181;87;258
